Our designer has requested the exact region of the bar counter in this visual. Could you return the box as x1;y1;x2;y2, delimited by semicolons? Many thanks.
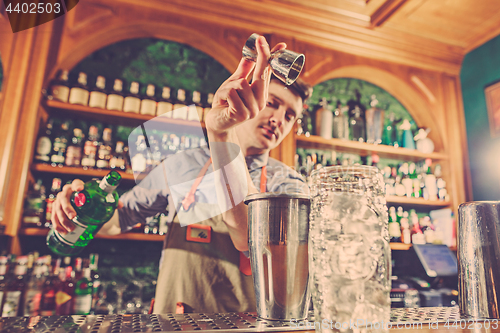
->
3;307;497;333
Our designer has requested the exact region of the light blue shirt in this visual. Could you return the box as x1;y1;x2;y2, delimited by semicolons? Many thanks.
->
118;146;308;231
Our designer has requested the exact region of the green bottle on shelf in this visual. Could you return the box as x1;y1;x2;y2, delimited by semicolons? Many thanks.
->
46;171;122;256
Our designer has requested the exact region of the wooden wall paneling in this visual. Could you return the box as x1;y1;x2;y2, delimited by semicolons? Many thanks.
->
440;74;472;208
111;0;464;75
2;22;57;247
49;0;244;81
0;31;36;233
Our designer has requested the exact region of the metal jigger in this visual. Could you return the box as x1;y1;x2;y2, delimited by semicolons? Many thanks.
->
242;33;305;85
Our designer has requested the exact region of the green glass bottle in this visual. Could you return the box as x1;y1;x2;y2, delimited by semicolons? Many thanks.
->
46;170;121;256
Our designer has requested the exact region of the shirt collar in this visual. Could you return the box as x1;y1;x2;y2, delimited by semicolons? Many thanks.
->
245;152;269;171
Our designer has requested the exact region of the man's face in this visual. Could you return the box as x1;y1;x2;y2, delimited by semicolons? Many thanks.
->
238;80;304;154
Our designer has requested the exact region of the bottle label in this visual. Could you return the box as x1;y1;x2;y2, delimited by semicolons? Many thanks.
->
46;198;55;222
388;222;402;238
131;153;147;173
157;101;173;116
69;87;89;105
65;146;82;167
51;85;70;103
74;294;92;314
53;217;88;246
172;105;188;119
89;91;107;109
123;97;141;113
81;142;97;167
187;105;200;121
110;157;125;169
55;291;72;306
106;95;124;111
35;137;52;159
1;291;22;317
140;100;157;116
95;159;109;169
24;290;42;316
51;153;65;164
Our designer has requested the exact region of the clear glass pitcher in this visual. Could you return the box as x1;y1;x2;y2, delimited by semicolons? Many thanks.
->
309;165;391;333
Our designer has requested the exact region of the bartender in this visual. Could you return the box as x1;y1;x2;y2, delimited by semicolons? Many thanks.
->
50;36;313;314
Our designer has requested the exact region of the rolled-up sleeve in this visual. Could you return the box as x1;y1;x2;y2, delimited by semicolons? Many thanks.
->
118;163;171;233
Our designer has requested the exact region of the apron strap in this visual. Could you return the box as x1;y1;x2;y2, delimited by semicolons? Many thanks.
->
181;158;212;211
240;165;267;276
260;165;267;193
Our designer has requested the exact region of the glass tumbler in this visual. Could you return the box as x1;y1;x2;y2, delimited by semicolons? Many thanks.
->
309;166;391;333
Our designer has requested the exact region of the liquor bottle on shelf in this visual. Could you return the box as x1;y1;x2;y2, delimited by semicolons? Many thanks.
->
400;163;413;198
144;214;159;234
203;93;214;120
34;119;54;164
46;171;122;256
400;211;411;244
45;178;62;228
23;256;46;316
382;113;399;147
81;125;100;169
109;141;127;171
423;158;438;201
130;135;148;174
400;119;416;149
365;95;385;144
74;264;92;315
158;212;170;236
0;256;28;317
39;257;60;316
49;70;71;103
106;79;125;111
161;133;171;158
88;75;108;109
56;257;75;315
50;119;71;167
313;98;333;139
65;128;84;167
69;72;90;106
180;135;191;151
88;254;100;314
409;163;421;198
96;127;113;169
349;105;365;142
123;81;141;113
157;86;174;117
22;179;46;228
388;206;401;243
123;144;133;174
191;136;200;149
0;256;7;306
140;84;158;116
172;88;188;120
188;91;204;121
393;168;406;197
149;135;162;169
332;100;349;140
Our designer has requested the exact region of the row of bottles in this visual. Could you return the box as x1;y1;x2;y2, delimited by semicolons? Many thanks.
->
34;117;208;173
295;148;449;202
47;70;215;121
0;253;100;317
298;96;435;153
388;207;456;247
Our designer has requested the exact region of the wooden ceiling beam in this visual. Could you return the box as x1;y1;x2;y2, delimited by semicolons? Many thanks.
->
369;0;408;27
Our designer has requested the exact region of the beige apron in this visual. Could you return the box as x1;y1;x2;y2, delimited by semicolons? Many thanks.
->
152;161;267;314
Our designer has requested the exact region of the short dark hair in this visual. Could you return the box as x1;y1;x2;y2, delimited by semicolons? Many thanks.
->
271;74;313;104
